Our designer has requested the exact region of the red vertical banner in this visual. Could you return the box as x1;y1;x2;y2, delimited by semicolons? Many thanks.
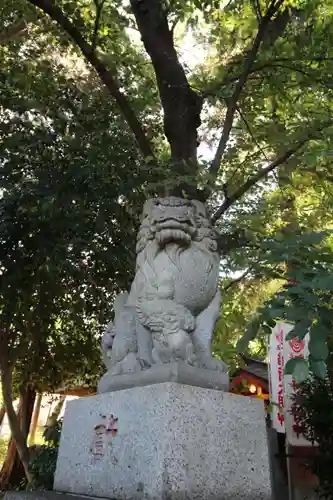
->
269;322;314;446
268;323;286;433
283;330;312;447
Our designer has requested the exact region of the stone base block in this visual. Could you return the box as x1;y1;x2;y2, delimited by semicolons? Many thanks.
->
54;383;271;500
4;493;111;500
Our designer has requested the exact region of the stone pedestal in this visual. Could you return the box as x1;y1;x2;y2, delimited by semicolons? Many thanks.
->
54;381;271;500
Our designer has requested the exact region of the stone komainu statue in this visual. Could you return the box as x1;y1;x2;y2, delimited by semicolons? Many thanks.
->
100;197;226;383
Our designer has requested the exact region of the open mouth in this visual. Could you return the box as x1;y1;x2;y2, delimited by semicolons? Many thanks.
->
155;219;197;236
155;227;193;246
151;198;198;246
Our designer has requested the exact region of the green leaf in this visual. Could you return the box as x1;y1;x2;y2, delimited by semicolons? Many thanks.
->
236;317;261;352
308;338;329;361
293;358;310;384
265;308;284;320
309;357;327;379
285;319;311;341
312;276;333;291
285;357;300;375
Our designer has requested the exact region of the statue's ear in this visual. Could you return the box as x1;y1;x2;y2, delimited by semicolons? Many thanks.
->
191;199;207;219
141;199;155;221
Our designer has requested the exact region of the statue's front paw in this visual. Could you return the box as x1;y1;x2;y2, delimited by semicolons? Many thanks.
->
110;353;142;375
201;357;228;372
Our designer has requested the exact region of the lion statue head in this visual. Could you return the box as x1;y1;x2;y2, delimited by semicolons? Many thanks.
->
136;197;218;255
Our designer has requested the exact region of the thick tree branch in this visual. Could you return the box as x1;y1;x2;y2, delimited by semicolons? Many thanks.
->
202;57;333;97
222;269;251;292
211;120;333;224
91;0;106;51
130;0;203;165
0;362;32;483
250;0;262;23
208;0;285;188
27;0;154;160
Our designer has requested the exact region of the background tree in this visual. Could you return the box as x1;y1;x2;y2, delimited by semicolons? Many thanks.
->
238;228;333;380
21;0;333;200
0;0;162;481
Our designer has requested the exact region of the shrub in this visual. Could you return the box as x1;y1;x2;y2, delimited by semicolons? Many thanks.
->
42;419;63;449
292;375;333;499
28;446;58;490
28;419;63;490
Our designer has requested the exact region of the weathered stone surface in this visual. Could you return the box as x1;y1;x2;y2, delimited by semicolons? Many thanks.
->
54;382;271;500
100;197;227;382
98;362;229;393
4;492;115;500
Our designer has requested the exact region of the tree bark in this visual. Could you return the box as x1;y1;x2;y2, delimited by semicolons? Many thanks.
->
0;384;36;488
0;365;33;484
0;398;23;489
0;433;18;488
29;393;42;445
0;405;5;428
46;395;65;428
21;386;36;442
130;0;203;166
29;0;203;197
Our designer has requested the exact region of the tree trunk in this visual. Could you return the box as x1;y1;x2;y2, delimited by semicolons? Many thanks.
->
0;384;36;489
0;364;33;484
0;434;18;488
271;99;298;241
131;0;202;163
21;386;36;441
130;0;203;198
0;398;23;489
46;395;65;428
0;405;5;428
29;393;42;445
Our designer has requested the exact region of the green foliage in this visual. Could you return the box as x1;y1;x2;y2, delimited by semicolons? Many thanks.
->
43;418;63;448
285;357;309;384
28;447;58;490
195;0;333;276
213;276;280;368
238;229;333;380
28;419;63;490
0;437;9;467
291;372;333;498
0;0;164;392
